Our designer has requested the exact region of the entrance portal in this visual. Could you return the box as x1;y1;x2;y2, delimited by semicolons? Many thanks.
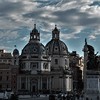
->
30;78;38;93
32;85;36;93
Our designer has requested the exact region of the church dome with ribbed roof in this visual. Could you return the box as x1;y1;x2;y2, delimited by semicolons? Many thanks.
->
22;42;45;55
21;24;45;55
45;25;68;55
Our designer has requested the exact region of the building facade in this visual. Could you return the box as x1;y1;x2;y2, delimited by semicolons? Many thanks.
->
16;25;73;94
0;50;18;92
69;51;83;94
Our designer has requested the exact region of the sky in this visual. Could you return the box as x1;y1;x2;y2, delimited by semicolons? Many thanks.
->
0;0;100;56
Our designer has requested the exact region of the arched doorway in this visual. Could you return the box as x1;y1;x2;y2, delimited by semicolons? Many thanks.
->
30;78;38;93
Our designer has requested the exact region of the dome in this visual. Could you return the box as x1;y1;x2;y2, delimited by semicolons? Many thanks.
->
13;49;19;55
21;42;45;55
46;39;68;55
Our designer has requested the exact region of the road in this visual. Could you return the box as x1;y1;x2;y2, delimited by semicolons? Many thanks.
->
19;96;49;100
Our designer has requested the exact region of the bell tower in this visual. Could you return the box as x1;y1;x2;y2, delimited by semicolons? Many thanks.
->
52;25;60;40
29;24;40;42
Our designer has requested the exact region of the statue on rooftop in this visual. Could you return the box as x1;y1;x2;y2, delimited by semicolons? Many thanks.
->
85;39;100;70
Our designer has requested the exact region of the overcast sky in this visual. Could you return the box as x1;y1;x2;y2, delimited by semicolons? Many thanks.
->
0;0;100;56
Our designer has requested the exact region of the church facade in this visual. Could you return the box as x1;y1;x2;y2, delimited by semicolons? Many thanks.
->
13;24;73;94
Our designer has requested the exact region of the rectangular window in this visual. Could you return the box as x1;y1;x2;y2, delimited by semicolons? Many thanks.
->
30;62;38;70
8;59;11;62
14;60;16;65
42;78;47;89
21;83;25;89
7;84;9;88
65;59;67;65
3;60;7;62
0;76;2;81
55;59;58;64
0;84;2;89
6;76;9;80
43;63;48;69
21;77;26;89
21;63;26;69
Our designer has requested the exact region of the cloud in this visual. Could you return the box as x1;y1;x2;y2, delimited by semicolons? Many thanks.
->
90;1;100;6
60;26;82;40
0;0;100;52
88;28;100;40
0;0;100;30
0;45;12;53
0;30;19;40
89;35;96;40
21;35;29;42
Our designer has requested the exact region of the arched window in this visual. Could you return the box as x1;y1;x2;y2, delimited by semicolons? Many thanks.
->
65;59;67;65
34;35;36;39
30;36;32;39
55;34;57;38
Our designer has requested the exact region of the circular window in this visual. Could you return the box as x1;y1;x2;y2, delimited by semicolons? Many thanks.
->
33;48;37;52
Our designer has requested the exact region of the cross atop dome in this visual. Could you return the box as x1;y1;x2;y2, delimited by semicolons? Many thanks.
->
34;24;36;29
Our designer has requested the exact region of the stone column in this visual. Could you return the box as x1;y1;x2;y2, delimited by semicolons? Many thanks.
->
47;77;48;89
38;77;40;91
40;77;42;90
